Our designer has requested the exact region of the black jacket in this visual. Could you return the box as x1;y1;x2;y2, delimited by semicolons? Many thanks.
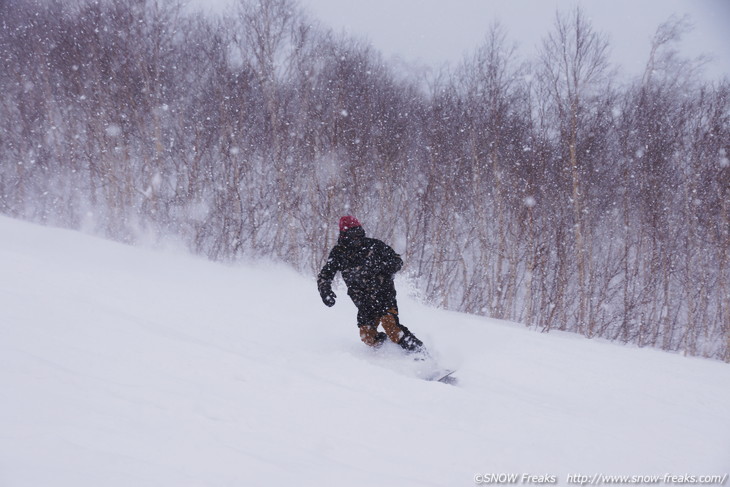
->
318;227;403;319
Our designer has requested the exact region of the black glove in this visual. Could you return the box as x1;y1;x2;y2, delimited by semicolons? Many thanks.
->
321;289;336;307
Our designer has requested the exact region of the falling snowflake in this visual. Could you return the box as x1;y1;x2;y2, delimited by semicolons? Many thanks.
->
105;124;122;137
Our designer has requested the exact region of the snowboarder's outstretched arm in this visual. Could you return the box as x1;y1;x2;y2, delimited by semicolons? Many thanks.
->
317;249;340;307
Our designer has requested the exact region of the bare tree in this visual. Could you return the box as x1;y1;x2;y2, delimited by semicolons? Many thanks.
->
537;6;610;334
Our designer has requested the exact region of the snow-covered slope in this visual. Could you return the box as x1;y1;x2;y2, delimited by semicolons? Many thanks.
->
1;216;728;486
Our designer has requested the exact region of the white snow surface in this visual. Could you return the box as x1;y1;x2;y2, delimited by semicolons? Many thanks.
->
1;216;728;486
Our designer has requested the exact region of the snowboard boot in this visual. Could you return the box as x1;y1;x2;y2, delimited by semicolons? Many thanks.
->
397;326;426;356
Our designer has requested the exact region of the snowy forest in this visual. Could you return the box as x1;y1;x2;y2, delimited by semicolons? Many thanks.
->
1;0;728;360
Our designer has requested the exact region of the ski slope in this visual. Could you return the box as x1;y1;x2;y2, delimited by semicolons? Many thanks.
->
1;216;728;486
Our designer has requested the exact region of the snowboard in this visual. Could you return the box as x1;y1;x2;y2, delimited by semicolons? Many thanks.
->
427;368;458;385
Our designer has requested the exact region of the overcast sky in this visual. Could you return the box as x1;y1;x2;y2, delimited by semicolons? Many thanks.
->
193;0;730;80
300;0;730;80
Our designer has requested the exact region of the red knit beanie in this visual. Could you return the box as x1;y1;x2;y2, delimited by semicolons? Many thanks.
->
339;215;362;232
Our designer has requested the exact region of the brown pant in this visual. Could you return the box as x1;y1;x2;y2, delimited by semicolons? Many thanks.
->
359;308;403;346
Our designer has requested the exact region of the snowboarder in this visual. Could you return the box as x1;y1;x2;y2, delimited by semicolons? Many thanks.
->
317;216;425;354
